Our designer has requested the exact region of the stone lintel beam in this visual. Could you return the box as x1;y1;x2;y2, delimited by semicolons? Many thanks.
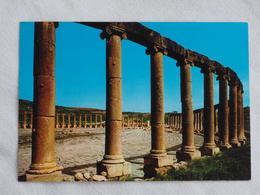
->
78;22;242;87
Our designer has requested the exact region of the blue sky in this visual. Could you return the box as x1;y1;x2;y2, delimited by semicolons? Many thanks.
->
19;22;249;113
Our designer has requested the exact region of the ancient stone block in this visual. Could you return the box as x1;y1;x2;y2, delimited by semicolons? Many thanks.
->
122;161;132;175
26;171;63;182
97;161;123;178
144;155;173;168
200;147;220;156
176;150;201;162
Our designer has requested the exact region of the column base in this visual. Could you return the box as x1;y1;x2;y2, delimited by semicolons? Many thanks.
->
200;146;220;156
218;144;232;151
239;140;246;146
26;171;63;182
176;150;201;162
97;161;131;178
143;155;173;178
230;142;241;148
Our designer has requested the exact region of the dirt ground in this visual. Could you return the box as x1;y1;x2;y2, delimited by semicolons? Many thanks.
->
18;128;204;179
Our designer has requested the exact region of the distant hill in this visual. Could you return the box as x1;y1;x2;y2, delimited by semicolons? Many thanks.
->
19;99;147;115
19;99;101;114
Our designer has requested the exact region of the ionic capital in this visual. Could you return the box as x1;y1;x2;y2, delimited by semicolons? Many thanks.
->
145;45;168;56
176;57;194;67
100;25;127;40
200;66;216;74
229;77;239;86
216;74;229;81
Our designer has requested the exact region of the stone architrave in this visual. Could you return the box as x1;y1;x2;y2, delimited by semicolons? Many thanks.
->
200;67;220;156
26;22;62;181
176;58;201;162
217;74;231;150
229;78;241;147
97;26;131;179
143;45;173;178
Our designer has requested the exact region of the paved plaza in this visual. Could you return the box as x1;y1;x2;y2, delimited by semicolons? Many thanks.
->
18;128;204;179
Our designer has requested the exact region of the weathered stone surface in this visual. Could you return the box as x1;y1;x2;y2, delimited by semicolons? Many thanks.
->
75;172;86;181
177;150;201;162
91;175;108;181
26;171;63;182
200;147;220;156
83;172;91;179
144;155;173;168
144;165;173;178
97;161;123;178
122;161;132;175
63;176;75;182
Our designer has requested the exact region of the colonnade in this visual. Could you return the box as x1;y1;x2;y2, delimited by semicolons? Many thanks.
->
55;114;104;129
19;111;33;129
25;22;246;181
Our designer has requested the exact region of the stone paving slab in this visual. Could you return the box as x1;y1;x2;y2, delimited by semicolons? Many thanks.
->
18;128;204;179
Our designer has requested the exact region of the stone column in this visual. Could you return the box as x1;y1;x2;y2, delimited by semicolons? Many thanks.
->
73;114;76;128
97;26;131;178
214;107;218;133
60;114;64;128
237;84;246;145
217;74;231;150
194;112;197;132
100;115;103;128
90;115;92;128
84;114;87;128
67;114;71;128
127;116;130;128
241;92;246;142
141;116;144;128
55;114;59;128
26;22;62;181
176;58;201;161
229;78;240;147
29;112;33;128
23;111;27;129
79;114;82;128
200;67;219;156
143;45;173;178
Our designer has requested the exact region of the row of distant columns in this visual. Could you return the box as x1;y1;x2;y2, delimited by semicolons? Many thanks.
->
123;115;145;128
26;22;246;181
55;114;103;128
20;112;147;129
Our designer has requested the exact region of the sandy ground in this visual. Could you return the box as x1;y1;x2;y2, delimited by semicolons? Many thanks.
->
18;128;204;179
